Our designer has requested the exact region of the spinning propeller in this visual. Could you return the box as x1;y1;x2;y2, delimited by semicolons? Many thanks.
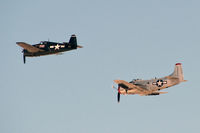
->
112;85;121;103
23;55;26;64
21;50;26;64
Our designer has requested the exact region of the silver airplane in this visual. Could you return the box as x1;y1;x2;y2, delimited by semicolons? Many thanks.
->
113;63;187;102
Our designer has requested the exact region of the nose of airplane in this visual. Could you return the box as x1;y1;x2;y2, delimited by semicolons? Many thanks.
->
118;85;121;93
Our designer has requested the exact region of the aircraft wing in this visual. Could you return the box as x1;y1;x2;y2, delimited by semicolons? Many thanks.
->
16;42;44;53
114;80;148;93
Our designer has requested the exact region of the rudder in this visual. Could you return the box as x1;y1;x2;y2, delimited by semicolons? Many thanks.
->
69;34;77;48
170;63;185;82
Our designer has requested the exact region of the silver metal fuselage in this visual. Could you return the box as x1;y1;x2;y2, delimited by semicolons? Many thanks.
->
119;77;180;95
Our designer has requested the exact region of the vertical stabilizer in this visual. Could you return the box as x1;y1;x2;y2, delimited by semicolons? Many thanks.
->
69;34;77;48
170;63;185;82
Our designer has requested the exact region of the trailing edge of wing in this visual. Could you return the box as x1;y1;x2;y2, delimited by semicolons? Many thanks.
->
16;42;44;53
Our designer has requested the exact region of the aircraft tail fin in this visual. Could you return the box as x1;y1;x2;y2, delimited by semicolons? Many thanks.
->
169;63;185;82
69;34;77;48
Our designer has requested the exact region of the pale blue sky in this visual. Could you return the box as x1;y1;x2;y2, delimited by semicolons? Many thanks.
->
1;0;200;133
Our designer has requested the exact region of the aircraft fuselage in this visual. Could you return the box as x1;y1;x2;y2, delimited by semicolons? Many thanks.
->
23;41;77;57
17;34;82;63
118;77;180;95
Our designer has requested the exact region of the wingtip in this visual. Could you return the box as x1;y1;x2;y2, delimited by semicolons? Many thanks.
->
16;42;25;46
114;80;120;84
16;42;21;45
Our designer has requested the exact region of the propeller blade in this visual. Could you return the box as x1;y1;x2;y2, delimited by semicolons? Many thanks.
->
23;55;26;64
117;85;120;103
117;92;120;103
112;85;117;90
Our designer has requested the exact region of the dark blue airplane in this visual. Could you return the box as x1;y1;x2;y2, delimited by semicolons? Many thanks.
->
17;35;82;63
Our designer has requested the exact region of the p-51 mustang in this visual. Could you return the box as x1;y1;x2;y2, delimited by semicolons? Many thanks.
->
17;34;83;63
113;63;187;102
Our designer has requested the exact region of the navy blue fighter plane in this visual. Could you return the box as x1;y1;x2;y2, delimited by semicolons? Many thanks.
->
17;35;82;63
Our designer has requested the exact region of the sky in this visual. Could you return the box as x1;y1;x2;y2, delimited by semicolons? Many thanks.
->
1;0;200;133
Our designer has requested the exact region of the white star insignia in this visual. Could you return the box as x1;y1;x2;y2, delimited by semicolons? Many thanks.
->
54;44;60;50
157;80;162;86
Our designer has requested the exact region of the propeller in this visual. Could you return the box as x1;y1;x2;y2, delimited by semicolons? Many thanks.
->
112;85;117;90
21;50;26;64
23;55;26;64
117;86;120;103
112;85;121;103
117;92;120;103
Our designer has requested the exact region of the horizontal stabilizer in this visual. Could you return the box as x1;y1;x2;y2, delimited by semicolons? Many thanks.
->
166;76;187;82
77;45;83;48
165;76;179;80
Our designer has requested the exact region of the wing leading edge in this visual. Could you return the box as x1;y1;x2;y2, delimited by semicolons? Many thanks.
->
114;80;147;93
16;42;44;53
